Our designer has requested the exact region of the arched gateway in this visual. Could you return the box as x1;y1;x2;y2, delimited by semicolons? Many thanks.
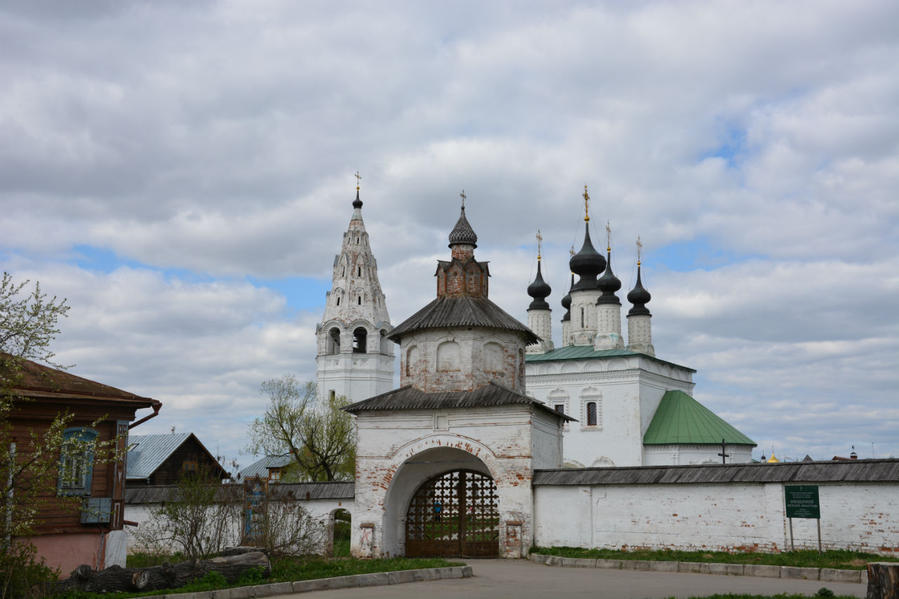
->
345;203;570;559
405;469;499;557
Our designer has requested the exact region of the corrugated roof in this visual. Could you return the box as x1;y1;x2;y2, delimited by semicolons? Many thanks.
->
525;345;695;372
125;482;354;504
238;454;294;480
388;296;538;344
643;390;755;446
2;352;159;407
344;382;575;421
127;433;228;481
533;459;899;486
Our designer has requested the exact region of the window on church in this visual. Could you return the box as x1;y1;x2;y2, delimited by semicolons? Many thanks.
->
554;404;565;414
329;390;336;402
586;402;597;426
580;306;585;328
353;327;367;353
328;328;341;354
357;295;362;305
336;296;340;306
357;266;362;277
436;341;460;371
406;345;419;376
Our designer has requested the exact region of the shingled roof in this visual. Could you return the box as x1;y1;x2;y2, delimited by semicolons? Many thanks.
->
533;459;899;486
344;381;574;421
1;352;159;408
388;296;538;344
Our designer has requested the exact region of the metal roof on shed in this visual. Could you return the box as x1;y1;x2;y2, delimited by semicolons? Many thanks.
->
127;433;190;480
533;459;899;486
238;454;294;480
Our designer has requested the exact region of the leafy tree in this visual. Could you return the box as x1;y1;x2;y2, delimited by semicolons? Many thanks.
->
0;271;109;597
248;376;355;482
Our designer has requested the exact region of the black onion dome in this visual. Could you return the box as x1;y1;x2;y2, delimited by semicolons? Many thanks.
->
627;265;652;316
448;206;478;248
561;274;573;321
353;188;363;209
527;261;552;310
597;250;622;305
569;223;605;290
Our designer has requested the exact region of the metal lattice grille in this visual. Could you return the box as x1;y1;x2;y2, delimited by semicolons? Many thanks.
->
405;469;499;557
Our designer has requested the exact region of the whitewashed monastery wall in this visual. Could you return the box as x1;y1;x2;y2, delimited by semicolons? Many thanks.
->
534;481;899;554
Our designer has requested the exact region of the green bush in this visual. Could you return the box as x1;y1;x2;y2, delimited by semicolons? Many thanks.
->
0;541;59;599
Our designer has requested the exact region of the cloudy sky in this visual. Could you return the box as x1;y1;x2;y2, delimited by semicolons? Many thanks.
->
2;0;897;469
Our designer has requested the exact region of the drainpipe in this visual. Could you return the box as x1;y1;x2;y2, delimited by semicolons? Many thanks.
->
129;400;162;430
4;442;13;550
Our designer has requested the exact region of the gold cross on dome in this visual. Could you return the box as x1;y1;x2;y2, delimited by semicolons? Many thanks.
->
536;229;543;261
636;235;643;266
354;170;362;190
460;189;466;209
582;185;590;222
606;220;612;252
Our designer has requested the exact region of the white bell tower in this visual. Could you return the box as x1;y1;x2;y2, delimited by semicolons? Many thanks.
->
315;174;394;403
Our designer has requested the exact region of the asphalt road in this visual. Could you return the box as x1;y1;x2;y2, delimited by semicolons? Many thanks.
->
271;558;866;598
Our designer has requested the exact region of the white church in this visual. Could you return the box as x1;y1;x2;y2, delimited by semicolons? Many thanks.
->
317;184;756;472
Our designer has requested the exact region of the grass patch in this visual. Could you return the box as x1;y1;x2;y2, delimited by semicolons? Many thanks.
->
533;546;899;570
668;593;856;599
59;555;462;599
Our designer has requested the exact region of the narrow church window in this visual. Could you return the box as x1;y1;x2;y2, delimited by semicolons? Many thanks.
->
586;401;597;426
336;296;340;306
357;295;362;305
353;327;367;353
329;390;336;402
580;306;585;328
328;328;341;354
357;266;362;277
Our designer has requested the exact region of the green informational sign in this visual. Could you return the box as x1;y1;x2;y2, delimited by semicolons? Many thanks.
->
785;485;820;519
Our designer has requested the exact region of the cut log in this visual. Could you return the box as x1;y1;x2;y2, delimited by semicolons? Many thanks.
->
867;563;899;599
59;551;270;594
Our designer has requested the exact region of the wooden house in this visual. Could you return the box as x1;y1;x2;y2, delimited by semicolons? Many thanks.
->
127;432;229;485
2;354;161;573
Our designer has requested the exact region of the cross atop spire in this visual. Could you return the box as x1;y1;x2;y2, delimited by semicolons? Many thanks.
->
460;189;466;209
606;220;612;252
536;229;543;261
583;185;590;222
354;170;362;191
636;235;643;266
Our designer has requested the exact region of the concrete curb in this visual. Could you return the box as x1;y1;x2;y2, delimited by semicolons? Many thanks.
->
529;553;866;584
132;565;474;599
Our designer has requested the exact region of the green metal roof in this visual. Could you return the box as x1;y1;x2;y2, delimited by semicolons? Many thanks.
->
525;345;696;373
643;390;756;446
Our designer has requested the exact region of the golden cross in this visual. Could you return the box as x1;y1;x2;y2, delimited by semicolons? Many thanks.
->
536;229;543;261
570;244;575;257
582;184;590;222
460;189;466;209
354;170;362;190
605;220;612;252
636;235;643;266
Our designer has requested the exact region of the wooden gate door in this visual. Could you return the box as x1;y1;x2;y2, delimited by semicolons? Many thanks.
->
405;469;499;557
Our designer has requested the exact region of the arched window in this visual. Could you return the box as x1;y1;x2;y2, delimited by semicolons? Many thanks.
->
405;345;419;376
328;327;341;354
357;265;362;277
484;342;503;372
436;341;460;371
357;295;362;305
586;402;597;426
353;327;367;353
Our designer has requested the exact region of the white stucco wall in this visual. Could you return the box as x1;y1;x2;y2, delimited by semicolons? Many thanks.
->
643;444;754;466
125;496;353;556
534;482;899;554
526;354;694;467
352;405;562;559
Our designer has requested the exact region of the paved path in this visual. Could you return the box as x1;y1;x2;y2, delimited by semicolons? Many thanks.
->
272;558;866;598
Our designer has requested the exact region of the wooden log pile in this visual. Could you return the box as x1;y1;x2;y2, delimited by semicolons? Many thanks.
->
867;563;899;599
59;549;270;594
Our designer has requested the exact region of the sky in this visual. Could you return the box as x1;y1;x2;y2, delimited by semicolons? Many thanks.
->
1;0;897;470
